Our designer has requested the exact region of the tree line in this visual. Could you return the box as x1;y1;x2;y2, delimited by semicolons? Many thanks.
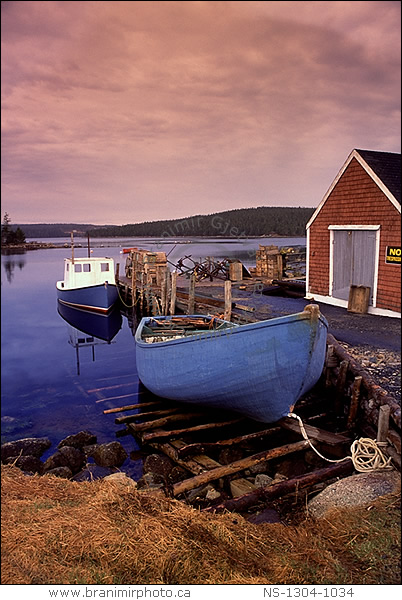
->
87;207;314;238
1;213;26;245
11;206;314;239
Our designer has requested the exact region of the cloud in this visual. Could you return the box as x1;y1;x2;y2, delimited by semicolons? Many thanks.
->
1;0;400;224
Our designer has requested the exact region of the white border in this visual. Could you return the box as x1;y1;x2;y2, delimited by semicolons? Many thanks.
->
304;292;401;318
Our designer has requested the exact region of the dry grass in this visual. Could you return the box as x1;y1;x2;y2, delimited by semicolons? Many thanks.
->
1;465;400;585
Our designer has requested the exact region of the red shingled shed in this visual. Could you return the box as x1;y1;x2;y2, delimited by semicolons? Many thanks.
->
306;149;401;318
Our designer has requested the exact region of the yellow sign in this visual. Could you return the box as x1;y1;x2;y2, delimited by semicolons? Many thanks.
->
386;246;401;264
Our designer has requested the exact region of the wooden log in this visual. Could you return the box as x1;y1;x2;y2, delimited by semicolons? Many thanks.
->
115;407;180;425
176;425;283;459
224;280;232;321
170;271;177;315
187;274;195;314
160;268;167;315
327;333;401;429
170;440;221;470
103;401;163;414
140;418;245;443
325;345;336;387
347;376;362;430
149;441;205;475
205;460;355;513
279;417;352;446
128;411;205;433
172;440;309;497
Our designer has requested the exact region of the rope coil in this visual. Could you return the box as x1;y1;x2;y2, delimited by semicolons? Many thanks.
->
287;412;393;473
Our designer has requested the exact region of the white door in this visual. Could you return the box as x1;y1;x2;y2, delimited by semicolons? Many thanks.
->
332;229;377;303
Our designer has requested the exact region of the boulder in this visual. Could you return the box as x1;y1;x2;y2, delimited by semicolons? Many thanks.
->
1;437;51;462
44;466;73;479
103;473;137;488
254;473;274;488
308;470;401;519
91;442;128;468
143;453;174;478
58;431;97;450
4;455;44;474
43;446;85;474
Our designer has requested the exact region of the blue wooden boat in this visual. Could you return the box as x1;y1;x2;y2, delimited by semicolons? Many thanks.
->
135;305;328;423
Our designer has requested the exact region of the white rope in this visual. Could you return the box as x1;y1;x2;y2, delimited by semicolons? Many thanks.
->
287;412;393;473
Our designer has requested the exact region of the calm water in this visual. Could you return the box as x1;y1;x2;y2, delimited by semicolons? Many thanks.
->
1;236;305;478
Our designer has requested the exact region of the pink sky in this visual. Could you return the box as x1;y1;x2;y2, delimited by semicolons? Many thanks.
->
1;1;400;225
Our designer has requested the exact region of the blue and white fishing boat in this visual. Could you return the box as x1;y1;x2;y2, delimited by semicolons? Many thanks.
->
135;305;328;423
56;234;119;314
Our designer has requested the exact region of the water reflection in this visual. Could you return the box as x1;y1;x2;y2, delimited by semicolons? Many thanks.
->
57;302;123;375
1;252;27;283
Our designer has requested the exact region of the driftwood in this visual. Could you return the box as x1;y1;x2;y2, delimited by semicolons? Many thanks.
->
103;401;163;414
140;418;245;443
128;412;205;433
327;333;401;429
175;425;283;459
205;460;355;514
172;440;309;497
114;407;180;425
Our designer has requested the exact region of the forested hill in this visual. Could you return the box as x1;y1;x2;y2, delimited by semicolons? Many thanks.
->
17;207;314;238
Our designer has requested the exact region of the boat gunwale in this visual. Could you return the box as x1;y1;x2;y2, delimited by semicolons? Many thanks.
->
135;311;328;348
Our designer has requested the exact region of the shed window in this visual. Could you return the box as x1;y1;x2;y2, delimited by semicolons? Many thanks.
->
101;263;110;272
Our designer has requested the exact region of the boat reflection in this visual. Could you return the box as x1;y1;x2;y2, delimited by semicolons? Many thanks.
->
57;301;123;374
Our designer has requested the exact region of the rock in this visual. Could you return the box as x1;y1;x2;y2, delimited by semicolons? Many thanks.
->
254;473;274;488
143;453;174;478
249;460;271;475
308;470;401;519
91;442;128;468
4;455;44;474
136;472;164;490
186;483;217;503
102;473;137;488
44;466;73;479
43;446;85;474
1;437;51;462
58;431;97;450
205;487;221;501
72;463;115;482
247;508;281;525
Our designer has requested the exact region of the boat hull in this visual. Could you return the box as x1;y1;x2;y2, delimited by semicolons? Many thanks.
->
56;282;119;314
57;301;122;342
135;308;328;423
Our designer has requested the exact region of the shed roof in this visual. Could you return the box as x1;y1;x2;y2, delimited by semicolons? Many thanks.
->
307;149;401;229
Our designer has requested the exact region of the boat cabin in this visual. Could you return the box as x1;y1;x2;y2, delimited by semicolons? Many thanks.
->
59;257;115;289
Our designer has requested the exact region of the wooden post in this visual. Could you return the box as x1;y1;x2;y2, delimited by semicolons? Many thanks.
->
163;268;170;316
335;360;349;416
170;271;177;315
160;268;167;315
188;273;196;314
224;280;232;321
131;257;136;306
377;405;390;444
115;262;120;283
347;376;362;430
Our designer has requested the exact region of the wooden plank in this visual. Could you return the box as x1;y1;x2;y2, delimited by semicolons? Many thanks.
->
115;407;180;425
103;401;163;414
279;417;352;446
127;411;205;433
139;418;245;443
175;425;282;458
170;440;221;470
347;376;362;430
170;271;177;315
172;440;309;497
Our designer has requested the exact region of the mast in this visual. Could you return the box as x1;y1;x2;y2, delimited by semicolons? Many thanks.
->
71;231;75;264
